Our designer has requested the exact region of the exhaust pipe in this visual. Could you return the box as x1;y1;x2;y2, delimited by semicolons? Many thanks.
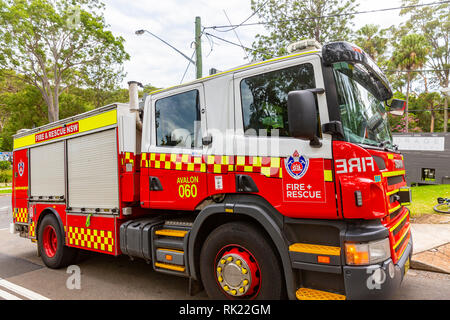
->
128;81;143;131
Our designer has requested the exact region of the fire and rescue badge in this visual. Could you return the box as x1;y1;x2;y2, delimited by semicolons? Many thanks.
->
18;160;25;177
285;151;309;180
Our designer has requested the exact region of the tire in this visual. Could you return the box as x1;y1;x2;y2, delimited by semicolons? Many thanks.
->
433;204;450;214
200;221;285;300
38;214;78;269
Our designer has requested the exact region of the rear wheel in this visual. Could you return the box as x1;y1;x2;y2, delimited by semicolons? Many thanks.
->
38;214;78;269
200;221;285;300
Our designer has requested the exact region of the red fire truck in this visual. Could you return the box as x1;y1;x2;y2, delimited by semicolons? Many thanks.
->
11;41;412;300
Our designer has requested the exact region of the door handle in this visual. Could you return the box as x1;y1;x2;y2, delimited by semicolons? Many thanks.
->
149;177;163;191
202;135;213;146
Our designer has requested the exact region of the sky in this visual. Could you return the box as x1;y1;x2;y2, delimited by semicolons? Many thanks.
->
103;0;406;89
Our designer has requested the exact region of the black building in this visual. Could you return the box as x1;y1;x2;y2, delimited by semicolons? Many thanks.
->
393;133;450;185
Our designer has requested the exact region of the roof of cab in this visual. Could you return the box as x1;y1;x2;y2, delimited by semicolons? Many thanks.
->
149;50;321;96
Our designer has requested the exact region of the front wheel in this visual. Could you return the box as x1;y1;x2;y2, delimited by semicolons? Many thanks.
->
200;221;285;300
38;214;78;269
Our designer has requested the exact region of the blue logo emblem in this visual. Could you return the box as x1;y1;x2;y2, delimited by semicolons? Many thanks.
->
285;151;309;180
18;161;24;177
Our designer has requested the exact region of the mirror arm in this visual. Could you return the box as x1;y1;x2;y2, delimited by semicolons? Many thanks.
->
307;88;325;95
310;136;322;148
322;121;344;139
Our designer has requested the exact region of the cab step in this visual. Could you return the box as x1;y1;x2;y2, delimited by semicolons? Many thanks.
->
296;288;346;300
152;223;191;275
154;262;186;273
154;229;188;238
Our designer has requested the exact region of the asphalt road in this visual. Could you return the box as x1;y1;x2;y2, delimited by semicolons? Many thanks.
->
0;194;449;301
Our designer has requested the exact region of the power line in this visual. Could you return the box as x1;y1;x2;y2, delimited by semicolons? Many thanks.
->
384;69;450;73
204;32;258;53
223;10;251;62
213;0;270;33
204;1;450;30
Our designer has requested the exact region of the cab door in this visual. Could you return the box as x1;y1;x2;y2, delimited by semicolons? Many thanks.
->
232;54;338;219
144;84;208;210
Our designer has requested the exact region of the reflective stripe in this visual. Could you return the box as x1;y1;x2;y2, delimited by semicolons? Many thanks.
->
388;204;401;214
393;225;411;250
386;189;399;196
289;243;341;256
382;170;405;178
14;109;117;149
390;210;409;232
324;170;333;182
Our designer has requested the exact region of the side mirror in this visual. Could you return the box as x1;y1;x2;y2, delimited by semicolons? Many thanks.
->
287;90;321;147
388;99;406;116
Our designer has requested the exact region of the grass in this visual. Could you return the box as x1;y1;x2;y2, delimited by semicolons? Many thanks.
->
0;188;11;194
409;184;450;217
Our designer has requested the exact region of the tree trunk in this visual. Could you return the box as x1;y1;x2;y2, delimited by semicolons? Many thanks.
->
444;96;448;133
430;109;435;133
47;98;56;123
405;72;411;133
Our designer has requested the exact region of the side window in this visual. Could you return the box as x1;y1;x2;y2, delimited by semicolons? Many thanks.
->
155;90;201;148
240;63;316;136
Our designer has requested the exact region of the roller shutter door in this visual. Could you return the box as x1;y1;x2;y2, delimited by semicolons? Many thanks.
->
67;129;119;210
30;141;65;198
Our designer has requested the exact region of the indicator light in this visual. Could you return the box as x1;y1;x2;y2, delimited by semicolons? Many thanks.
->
355;190;363;207
317;256;330;264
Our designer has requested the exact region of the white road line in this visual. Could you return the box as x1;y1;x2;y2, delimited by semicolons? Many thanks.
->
0;279;50;300
0;206;9;210
0;288;22;300
0;228;8;231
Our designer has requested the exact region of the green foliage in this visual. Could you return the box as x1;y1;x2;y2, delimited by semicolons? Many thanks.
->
249;0;358;60
391;34;430;73
0;0;130;122
353;24;388;62
399;0;449;89
0;169;11;183
0;160;10;170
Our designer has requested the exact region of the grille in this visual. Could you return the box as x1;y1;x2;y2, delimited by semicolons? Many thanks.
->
389;207;402;221
387;175;403;186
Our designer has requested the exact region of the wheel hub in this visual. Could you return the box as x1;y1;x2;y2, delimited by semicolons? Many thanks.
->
216;247;260;297
43;225;58;258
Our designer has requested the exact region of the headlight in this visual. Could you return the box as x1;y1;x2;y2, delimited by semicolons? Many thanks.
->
345;238;391;265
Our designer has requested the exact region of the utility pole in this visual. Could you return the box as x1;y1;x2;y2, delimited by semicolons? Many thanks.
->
442;86;450;133
195;16;203;79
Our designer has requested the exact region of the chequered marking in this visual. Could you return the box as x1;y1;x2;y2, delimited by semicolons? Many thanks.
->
121;152;135;166
142;153;283;178
206;155;235;174
29;221;36;238
235;156;282;178
67;226;114;253
142;153;206;173
13;208;28;223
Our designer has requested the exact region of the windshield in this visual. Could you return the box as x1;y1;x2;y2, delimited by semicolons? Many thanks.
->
332;62;392;148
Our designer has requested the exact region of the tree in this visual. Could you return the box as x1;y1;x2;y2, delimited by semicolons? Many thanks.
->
0;70;95;150
0;0;129;123
249;0;358;60
409;92;444;133
391;34;430;132
353;24;388;63
399;0;449;131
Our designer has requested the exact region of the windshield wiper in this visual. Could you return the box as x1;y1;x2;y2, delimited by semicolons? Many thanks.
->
379;140;398;152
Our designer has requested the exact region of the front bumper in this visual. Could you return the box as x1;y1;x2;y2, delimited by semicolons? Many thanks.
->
343;236;413;300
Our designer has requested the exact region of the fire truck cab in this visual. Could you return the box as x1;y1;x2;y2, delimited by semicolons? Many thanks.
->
12;41;412;300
